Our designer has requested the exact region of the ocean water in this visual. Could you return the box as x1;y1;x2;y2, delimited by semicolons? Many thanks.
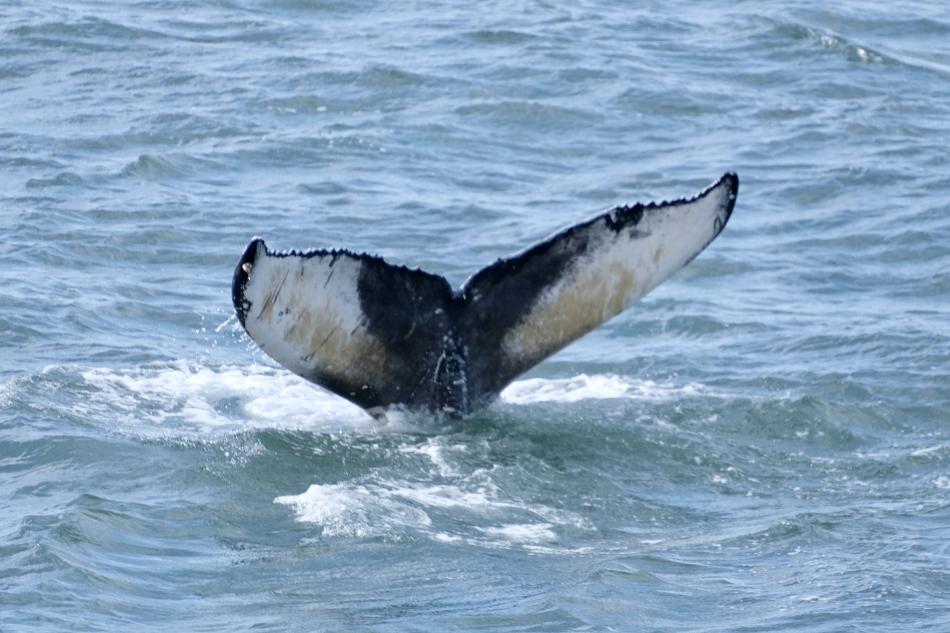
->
2;1;949;630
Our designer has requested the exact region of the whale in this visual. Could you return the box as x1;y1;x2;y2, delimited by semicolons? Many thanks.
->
232;172;737;417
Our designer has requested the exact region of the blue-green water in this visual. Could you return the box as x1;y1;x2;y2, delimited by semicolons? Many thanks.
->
3;2;950;631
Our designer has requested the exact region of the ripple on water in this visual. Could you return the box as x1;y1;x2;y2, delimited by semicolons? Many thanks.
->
3;0;950;630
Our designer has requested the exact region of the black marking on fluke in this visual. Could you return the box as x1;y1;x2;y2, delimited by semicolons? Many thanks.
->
232;172;738;417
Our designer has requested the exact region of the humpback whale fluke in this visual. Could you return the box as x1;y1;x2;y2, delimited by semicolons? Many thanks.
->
232;172;738;416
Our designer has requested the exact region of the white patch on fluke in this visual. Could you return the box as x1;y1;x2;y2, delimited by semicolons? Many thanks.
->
241;243;386;390
501;177;733;372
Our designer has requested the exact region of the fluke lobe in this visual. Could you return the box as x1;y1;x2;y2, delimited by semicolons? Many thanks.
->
232;172;738;417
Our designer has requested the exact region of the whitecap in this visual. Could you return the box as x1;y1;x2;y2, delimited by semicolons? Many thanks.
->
274;483;432;538
478;523;557;543
79;361;374;435
500;373;707;405
396;437;466;477
274;465;591;550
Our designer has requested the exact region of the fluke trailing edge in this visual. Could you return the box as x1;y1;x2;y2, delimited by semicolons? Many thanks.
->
232;172;738;417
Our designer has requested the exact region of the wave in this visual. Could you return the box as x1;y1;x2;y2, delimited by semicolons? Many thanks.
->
273;439;592;550
500;374;707;404
78;362;374;435
4;361;714;439
762;17;950;77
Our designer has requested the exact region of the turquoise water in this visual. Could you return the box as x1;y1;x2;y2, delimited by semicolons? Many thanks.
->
3;1;950;630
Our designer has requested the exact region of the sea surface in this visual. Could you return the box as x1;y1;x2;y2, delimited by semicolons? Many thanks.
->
2;1;949;631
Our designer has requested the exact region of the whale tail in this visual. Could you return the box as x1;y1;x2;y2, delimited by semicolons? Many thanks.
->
232;172;738;416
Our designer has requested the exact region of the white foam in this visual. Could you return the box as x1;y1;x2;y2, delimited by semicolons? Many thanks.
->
274;477;506;532
274;483;431;538
80;361;374;434
397;438;465;477
391;482;504;509
478;523;557;543
274;466;588;550
912;444;949;458
73;361;710;436
0;375;19;407
500;373;707;405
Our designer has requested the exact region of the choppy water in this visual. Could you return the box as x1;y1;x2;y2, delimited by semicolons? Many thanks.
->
3;1;950;631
